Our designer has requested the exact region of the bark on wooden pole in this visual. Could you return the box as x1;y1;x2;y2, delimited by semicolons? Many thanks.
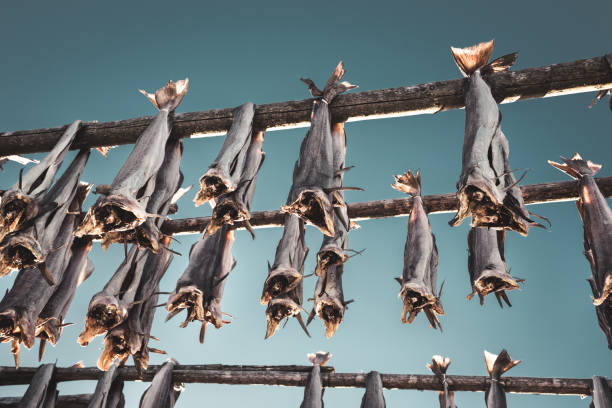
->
0;365;608;396
0;55;610;155
160;177;612;235
0;394;91;408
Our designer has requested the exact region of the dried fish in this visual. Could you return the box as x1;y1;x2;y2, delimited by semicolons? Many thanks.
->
166;227;235;343
0;120;80;239
262;214;310;339
99;240;173;372
484;349;520;408
427;355;456;408
17;362;57;407
37;236;94;360
467;227;520;307
549;154;612;348
88;362;126;408
76;79;188;236
194;103;255;206
591;375;612;408
0;150;91;283
392;170;443;329
360;371;386;408
300;351;330;408
281;62;357;236
205;130;265;237
448;41;540;235
139;359;183;408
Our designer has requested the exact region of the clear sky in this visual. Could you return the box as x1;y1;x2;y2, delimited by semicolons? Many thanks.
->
0;1;611;406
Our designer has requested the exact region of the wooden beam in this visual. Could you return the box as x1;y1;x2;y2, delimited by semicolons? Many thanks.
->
160;177;612;235
0;365;607;396
0;394;91;408
0;55;610;155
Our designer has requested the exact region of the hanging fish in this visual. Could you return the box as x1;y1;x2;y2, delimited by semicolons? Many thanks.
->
448;41;542;235
76;79;188;236
360;371;386;408
262;214;310;339
0;150;90;284
300;351;331;408
139;359;183;408
280;62;358;237
548;154;612;348
484;349;521;408
99;240;173;372
194;103;255;207
100;137;185;253
0;180;90;366
37;236;94;361
88;361;126;408
166;226;235;343
307;121;354;338
204;130;265;238
467;227;521;307
591;375;612;408
0;120;80;239
427;355;456;408
17;362;57;407
392;170;444;330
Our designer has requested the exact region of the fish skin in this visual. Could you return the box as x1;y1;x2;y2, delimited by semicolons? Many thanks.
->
139;359;183;408
360;371;386;408
281;62;357;237
548;154;612;349
467;227;519;307
300;352;330;408
484;350;520;408
0;121;80;239
76;80;188;237
195;103;255;206
393;170;443;329
17;362;57;407
592;375;612;408
87;362;126;408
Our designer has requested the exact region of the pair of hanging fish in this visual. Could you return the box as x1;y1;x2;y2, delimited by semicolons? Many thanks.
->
262;62;359;339
166;103;265;343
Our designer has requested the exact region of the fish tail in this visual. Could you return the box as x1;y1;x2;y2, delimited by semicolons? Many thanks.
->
139;78;189;112
392;169;421;196
548;153;602;180
427;355;451;376
484;349;521;379
307;351;331;366
450;40;495;77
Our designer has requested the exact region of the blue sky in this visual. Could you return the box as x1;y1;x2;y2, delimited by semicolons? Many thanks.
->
0;1;611;406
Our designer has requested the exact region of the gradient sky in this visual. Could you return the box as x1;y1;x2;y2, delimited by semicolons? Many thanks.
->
1;1;611;406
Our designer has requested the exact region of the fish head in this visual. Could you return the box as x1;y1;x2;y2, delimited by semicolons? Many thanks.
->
194;168;235;207
77;194;148;236
166;285;205;324
0;233;44;272
264;297;300;339
282;188;335;236
316;246;345;276
474;268;519;298
261;267;303;304
0;191;38;234
399;282;436;324
206;196;250;236
98;325;132;371
315;295;345;338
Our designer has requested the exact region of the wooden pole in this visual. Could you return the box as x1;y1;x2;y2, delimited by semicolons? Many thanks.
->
0;394;91;408
160;177;612;235
0;55;610;155
0;365;607;396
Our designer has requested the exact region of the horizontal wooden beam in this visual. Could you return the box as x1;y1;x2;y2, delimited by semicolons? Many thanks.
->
1;54;610;155
160;177;612;235
0;365;607;396
0;394;91;408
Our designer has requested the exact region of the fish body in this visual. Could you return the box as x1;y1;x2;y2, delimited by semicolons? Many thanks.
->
139;359;183;408
300;352;330;408
467;227;519;307
549;154;612;348
87;362;125;408
427;355;456;408
360;371;386;408
393;170;443;329
17;362;57;408
484;350;520;408
591;375;612;408
195;103;255;206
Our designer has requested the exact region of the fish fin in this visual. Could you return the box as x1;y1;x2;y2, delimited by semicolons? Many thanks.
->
482;52;519;75
306;309;316;326
38;339;47;362
450;40;494;77
199;322;207;344
11;340;20;368
500;291;512;307
244;219;256;240
140;78;189;112
307;351;331;366
148;347;167;355
295;313;311;338
548;154;601;179
485;349;521;378
18;168;24;189
395;277;403;285
588;89;610;108
392;169;421;196
300;78;323;97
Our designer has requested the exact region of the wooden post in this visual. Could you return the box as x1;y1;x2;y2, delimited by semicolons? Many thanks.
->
0;55;610;155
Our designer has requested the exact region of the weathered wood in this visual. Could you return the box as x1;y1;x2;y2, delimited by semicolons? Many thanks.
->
160;177;612;235
0;394;92;408
1;55;610;155
0;365;608;396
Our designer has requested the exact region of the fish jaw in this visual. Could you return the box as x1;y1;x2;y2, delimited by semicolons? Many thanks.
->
0;233;44;275
314;296;344;338
281;189;335;237
265;297;301;339
261;267;303;304
593;273;612;306
315;246;345;276
203;298;224;329
98;326;132;371
399;282;436;324
473;269;519;299
0;308;36;349
78;297;126;346
166;285;205;325
194;168;236;207
36;320;61;346
75;194;148;237
0;192;38;236
205;197;250;237
100;222;161;253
